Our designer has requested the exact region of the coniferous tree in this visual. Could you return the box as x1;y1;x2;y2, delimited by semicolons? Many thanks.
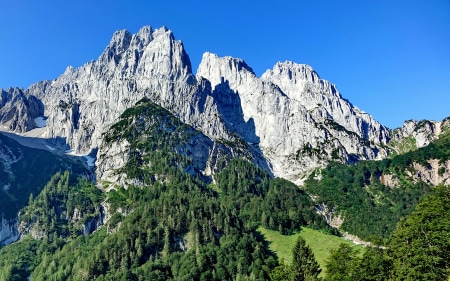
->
353;245;392;281
389;185;450;281
291;236;321;281
324;243;358;281
270;261;291;281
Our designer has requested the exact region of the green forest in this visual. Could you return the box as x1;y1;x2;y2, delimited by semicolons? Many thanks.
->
305;129;450;240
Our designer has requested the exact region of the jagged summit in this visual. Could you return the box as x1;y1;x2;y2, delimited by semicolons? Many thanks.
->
264;61;321;83
198;52;256;80
0;25;405;184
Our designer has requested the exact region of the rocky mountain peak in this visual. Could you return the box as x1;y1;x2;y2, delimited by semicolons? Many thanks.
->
265;61;321;84
0;26;197;156
0;88;43;133
0;25;400;185
107;29;133;55
197;52;256;88
261;61;339;105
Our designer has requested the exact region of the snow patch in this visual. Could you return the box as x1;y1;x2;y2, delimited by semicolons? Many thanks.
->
65;150;96;167
45;145;55;151
83;155;96;167
34;117;47;128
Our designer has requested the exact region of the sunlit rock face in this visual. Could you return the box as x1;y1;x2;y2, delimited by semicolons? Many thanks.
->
391;118;450;150
197;53;389;183
1;26;392;184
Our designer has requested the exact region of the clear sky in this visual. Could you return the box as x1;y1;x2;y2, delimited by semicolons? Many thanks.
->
1;0;449;129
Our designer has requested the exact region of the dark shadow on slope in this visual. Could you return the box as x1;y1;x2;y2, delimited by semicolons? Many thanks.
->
0;131;96;181
0;133;90;220
211;79;273;175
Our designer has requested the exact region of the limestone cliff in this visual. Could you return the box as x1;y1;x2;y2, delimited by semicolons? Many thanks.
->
197;53;390;183
389;118;450;154
0;88;43;133
0;25;401;184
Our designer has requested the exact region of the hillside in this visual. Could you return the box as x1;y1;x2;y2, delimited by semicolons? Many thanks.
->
0;100;334;280
0;95;448;280
0;133;88;244
305;126;450;239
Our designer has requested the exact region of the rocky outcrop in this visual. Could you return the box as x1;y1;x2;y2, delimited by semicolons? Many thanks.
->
409;159;450;186
389;118;450;153
0;88;43;133
379;174;400;188
0;217;19;245
378;159;450;189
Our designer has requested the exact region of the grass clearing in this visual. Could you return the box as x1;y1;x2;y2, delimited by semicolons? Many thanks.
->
258;227;364;275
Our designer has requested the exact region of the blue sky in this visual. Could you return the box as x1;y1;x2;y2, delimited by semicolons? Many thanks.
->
1;0;449;129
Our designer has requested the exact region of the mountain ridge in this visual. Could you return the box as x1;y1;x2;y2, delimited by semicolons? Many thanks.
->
0;25;447;185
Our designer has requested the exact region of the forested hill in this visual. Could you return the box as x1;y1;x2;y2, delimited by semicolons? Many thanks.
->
305;127;450;240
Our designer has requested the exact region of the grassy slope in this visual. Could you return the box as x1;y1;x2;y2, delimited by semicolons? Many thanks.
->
258;227;364;275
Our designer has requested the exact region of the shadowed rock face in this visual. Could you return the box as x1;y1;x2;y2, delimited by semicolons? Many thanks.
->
0;88;44;133
1;25;396;184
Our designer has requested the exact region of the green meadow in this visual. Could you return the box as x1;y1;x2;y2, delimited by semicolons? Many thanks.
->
258;227;365;275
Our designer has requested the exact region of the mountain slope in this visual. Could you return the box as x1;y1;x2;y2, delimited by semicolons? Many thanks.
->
305;128;450;239
197;53;390;183
97;97;259;186
0;110;333;279
0;133;88;245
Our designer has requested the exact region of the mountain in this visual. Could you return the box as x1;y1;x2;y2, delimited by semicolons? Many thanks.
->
0;102;331;279
389;117;450;155
0;25;449;280
1;26;393;185
0;87;43;133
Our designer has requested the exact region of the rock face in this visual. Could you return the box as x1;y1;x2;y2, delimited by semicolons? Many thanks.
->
390;118;450;152
197;53;390;182
0;217;19;245
1;25;393;184
0;88;43;133
410;160;450;186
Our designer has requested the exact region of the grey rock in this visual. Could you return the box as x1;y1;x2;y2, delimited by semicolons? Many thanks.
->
197;53;390;183
0;25;398;185
0;217;19;245
391;118;450;151
0;88;43;133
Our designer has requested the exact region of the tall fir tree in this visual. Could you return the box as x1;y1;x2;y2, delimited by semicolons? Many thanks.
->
291;236;321;281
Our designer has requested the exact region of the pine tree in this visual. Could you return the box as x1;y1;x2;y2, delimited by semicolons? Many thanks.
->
291;236;321;281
